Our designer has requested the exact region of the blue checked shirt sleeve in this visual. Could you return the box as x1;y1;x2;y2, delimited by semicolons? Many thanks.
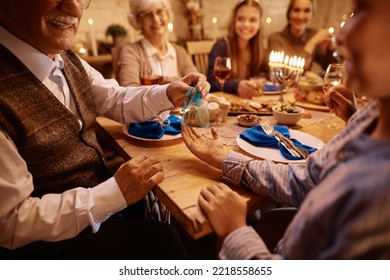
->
221;150;321;207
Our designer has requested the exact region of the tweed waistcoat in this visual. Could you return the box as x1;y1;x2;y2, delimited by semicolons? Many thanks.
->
0;45;109;197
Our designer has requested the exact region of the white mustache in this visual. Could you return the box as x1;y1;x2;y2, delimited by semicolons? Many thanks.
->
45;14;79;26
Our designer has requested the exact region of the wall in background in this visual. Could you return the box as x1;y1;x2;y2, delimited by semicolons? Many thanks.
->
76;0;351;53
77;0;189;51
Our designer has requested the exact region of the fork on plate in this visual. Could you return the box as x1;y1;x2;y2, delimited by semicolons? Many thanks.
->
260;122;309;159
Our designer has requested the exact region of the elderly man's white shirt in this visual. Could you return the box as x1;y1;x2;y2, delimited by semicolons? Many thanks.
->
0;26;173;249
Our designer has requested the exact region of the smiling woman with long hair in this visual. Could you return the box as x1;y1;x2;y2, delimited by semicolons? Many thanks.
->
207;0;267;99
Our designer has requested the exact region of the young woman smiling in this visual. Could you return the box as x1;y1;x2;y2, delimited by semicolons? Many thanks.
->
207;0;267;99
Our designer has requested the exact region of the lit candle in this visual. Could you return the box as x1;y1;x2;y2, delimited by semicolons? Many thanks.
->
167;22;176;42
212;17;218;41
88;18;98;57
297;57;302;68
284;55;289;65
293;56;298;67
269;50;305;70
269;50;274;67
277;51;284;64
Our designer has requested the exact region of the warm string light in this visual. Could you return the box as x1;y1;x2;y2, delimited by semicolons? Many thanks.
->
212;17;218;41
78;47;88;55
88;18;98;57
167;22;173;32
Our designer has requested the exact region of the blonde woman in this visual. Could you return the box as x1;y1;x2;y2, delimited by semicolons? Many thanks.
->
119;0;198;86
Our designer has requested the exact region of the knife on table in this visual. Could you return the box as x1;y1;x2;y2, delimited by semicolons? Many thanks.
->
274;131;309;159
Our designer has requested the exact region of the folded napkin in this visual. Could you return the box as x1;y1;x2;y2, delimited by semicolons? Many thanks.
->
128;115;181;139
239;125;317;160
264;84;281;91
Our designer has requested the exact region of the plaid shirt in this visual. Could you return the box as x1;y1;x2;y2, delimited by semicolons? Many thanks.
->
220;100;390;259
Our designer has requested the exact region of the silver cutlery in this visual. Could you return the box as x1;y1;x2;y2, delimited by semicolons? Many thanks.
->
260;122;309;159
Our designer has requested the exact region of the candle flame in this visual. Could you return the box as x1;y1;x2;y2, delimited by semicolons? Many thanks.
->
328;27;335;34
88;18;94;25
269;50;284;64
269;50;305;69
212;17;218;24
284;55;289;65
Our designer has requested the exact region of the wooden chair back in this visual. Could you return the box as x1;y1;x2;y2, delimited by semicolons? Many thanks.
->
185;40;214;75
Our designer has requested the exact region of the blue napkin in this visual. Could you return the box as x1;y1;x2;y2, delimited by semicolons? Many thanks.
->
264;84;281;91
128;115;181;139
162;115;181;135
239;125;317;160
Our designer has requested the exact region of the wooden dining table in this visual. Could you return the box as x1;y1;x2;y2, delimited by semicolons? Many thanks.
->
95;91;344;240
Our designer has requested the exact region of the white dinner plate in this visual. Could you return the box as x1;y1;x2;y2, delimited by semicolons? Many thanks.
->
122;124;182;142
236;129;324;163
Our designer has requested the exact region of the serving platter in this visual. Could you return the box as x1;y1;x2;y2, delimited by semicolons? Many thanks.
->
228;100;276;116
287;96;329;112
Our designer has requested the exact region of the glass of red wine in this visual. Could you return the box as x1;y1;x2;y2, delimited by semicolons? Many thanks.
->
214;56;231;92
140;60;163;85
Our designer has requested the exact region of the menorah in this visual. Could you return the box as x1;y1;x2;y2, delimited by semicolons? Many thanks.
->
268;51;305;102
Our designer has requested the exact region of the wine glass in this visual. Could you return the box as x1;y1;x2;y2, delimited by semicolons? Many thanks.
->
213;56;231;92
140;60;163;85
323;63;345;129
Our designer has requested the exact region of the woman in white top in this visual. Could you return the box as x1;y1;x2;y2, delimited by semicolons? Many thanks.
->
119;0;198;86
